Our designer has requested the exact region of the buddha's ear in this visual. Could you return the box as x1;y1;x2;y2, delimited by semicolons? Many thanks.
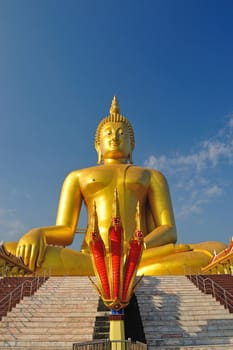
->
95;143;102;164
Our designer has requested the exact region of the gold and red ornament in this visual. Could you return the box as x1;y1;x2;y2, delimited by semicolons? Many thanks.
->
89;189;144;311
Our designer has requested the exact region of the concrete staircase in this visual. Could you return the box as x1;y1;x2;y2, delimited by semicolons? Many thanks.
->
2;276;233;350
93;298;110;340
0;276;100;350
136;276;233;350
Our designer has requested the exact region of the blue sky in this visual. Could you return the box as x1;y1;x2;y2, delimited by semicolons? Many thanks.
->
0;0;233;251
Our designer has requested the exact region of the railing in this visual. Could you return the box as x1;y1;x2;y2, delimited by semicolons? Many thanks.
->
188;275;233;313
73;340;147;350
0;276;48;319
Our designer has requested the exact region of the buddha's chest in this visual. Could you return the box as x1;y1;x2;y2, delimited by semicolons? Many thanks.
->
80;165;150;198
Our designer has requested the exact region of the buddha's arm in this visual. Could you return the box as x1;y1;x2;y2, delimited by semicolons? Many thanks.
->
16;171;82;270
144;170;177;249
52;170;82;245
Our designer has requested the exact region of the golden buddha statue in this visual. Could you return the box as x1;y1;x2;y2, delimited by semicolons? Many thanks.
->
2;97;226;276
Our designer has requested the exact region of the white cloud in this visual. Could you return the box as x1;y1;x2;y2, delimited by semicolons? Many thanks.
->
178;204;202;218
144;116;232;219
145;155;167;171
204;185;223;197
145;115;233;175
201;140;233;167
145;140;233;173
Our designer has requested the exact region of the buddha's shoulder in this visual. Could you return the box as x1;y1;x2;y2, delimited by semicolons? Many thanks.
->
64;165;167;183
133;165;166;178
64;165;105;179
134;166;168;187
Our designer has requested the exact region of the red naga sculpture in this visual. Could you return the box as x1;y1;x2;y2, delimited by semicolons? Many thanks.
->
89;190;144;311
89;202;111;300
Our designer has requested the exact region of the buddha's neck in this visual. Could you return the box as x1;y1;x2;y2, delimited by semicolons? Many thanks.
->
103;158;129;165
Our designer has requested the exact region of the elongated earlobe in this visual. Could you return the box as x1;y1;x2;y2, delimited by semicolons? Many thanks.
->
96;144;102;164
97;150;102;164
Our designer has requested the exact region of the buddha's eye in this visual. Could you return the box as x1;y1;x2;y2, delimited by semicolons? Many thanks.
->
105;129;112;136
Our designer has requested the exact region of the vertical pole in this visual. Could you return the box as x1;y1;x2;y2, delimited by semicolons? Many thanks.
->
109;309;125;350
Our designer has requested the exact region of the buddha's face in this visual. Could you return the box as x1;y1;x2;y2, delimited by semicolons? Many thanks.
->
99;122;131;162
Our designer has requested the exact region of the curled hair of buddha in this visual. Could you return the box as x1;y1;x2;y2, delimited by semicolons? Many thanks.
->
95;97;135;164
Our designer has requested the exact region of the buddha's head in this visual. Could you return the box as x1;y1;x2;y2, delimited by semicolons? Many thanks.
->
95;97;135;164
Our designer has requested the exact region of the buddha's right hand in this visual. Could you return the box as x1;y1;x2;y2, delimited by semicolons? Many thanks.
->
16;228;46;271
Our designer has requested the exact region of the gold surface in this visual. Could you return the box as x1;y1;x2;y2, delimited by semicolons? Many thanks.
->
110;319;125;345
2;97;226;275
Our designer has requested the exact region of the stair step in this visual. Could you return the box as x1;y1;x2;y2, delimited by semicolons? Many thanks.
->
0;320;94;327
0;340;91;347
0;276;99;349
136;276;233;349
2;333;93;340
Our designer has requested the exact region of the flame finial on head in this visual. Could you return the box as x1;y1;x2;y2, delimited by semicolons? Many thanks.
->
109;96;120;115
